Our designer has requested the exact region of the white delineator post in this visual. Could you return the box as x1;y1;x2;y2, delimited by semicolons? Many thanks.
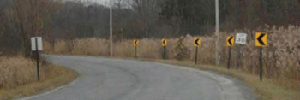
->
215;0;220;65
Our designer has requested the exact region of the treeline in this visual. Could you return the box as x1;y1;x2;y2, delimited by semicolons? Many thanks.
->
160;0;300;31
1;0;300;56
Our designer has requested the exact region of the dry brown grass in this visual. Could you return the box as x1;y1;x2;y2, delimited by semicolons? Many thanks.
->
0;56;37;89
53;39;70;54
217;26;300;90
44;26;300;99
45;37;216;61
0;56;79;100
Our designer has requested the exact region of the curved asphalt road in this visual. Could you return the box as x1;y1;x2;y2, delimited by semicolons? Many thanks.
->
17;56;254;100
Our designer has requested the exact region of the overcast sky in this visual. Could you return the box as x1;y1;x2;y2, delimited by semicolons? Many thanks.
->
87;0;110;4
66;0;129;5
62;0;132;8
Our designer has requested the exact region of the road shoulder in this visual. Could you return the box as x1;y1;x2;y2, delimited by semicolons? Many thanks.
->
154;62;254;100
145;59;300;100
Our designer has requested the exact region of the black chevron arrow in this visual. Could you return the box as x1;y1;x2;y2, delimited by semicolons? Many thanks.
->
135;40;138;45
257;33;266;45
228;37;233;45
195;38;200;45
163;40;166;44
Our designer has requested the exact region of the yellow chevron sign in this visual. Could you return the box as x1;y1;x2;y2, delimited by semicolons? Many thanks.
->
226;36;234;46
161;38;167;47
255;32;267;47
133;39;139;47
194;38;201;47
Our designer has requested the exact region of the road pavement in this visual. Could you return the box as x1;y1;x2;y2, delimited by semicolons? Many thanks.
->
17;56;254;100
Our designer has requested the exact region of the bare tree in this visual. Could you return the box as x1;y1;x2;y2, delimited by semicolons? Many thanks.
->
10;0;59;57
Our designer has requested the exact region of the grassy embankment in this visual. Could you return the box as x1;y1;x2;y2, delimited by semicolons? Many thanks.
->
0;56;79;100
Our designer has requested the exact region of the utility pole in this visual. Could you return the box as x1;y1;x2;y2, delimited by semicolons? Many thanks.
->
35;0;40;36
215;0;220;65
110;1;113;56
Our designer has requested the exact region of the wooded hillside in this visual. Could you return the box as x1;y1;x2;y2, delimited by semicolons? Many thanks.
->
1;0;300;55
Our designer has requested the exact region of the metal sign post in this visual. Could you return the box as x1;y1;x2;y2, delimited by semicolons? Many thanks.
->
194;38;201;65
35;38;40;80
31;37;43;81
133;39;139;58
235;33;247;68
228;46;232;69
163;46;166;60
135;46;137;58
259;47;263;81
195;46;198;65
255;32;267;81
236;45;241;68
161;39;167;60
226;36;234;69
